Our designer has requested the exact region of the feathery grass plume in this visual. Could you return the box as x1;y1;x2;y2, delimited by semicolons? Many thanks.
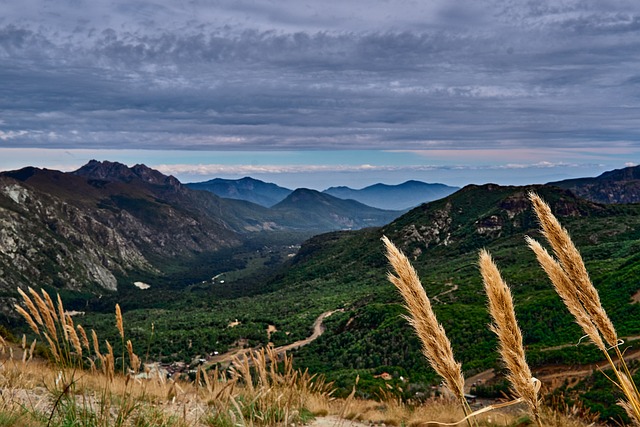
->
115;303;126;376
115;304;124;339
91;329;101;357
28;338;36;361
66;324;82;357
40;289;59;341
526;236;605;351
43;331;60;363
382;236;466;407
105;340;115;381
56;294;69;343
126;340;140;373
529;193;640;423
17;288;43;326
15;305;39;335
529;192;617;347
28;287;47;314
41;289;57;319
76;325;90;351
30;287;57;340
618;373;640;424
21;334;27;363
479;249;541;426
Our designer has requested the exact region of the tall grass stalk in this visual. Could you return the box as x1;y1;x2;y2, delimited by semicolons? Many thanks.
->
382;236;475;426
479;249;542;426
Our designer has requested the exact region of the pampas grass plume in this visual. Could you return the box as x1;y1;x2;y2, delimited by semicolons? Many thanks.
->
382;235;466;405
479;249;541;426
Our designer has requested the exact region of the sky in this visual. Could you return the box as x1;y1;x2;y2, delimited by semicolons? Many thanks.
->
1;0;639;189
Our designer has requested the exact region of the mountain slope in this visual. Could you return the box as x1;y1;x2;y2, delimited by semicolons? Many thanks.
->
0;164;244;293
271;188;402;230
186;177;292;207
323;180;459;210
260;184;640;393
549;165;640;204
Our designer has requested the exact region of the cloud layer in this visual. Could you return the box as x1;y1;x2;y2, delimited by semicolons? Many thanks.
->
2;0;640;152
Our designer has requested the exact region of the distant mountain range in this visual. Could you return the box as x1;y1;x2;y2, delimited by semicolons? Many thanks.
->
271;188;400;230
187;177;459;210
323;180;459;210
549;165;640;204
0;160;400;294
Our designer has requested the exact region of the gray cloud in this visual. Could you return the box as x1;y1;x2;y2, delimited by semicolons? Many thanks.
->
1;0;640;152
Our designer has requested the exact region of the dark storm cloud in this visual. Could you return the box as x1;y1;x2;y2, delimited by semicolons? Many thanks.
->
1;0;640;150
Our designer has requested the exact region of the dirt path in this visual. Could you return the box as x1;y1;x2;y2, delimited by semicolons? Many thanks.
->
465;344;640;394
464;369;495;393
204;310;341;368
535;346;640;386
540;335;640;352
308;415;369;427
432;282;458;304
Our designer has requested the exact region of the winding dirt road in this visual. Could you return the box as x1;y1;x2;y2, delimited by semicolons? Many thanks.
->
465;338;640;393
204;309;341;368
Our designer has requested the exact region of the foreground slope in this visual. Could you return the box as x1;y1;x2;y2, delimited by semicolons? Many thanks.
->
277;184;640;395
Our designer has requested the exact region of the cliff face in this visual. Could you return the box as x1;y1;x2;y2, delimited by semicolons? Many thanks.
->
0;179;145;291
0;162;242;293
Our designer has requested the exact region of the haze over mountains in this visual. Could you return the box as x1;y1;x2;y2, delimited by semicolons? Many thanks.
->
323;181;459;210
186;177;460;210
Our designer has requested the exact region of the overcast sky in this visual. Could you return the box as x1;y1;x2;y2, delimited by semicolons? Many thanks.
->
1;0;639;189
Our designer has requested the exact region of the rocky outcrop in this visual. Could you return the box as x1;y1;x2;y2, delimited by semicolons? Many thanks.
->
0;180;140;291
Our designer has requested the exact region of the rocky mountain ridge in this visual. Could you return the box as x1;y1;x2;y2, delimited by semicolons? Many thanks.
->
549;164;640;204
0;165;241;293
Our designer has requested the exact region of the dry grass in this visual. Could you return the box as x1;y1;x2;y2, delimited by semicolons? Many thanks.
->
0;343;599;427
527;191;640;424
382;236;468;413
7;290;336;426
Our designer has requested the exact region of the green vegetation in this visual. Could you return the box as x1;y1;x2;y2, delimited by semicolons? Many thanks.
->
11;184;640;423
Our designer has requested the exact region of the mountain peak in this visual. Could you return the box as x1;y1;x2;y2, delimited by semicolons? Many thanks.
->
73;160;181;189
186;176;292;207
